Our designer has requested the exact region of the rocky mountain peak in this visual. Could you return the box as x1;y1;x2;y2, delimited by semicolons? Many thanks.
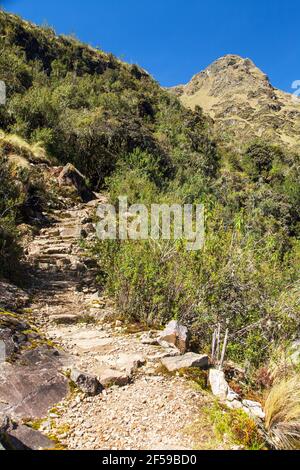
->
172;55;300;153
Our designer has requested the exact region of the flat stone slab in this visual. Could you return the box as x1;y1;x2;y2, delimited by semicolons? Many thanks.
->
97;367;130;387
0;361;69;420
161;353;209;372
66;330;114;353
115;353;146;374
60;226;83;240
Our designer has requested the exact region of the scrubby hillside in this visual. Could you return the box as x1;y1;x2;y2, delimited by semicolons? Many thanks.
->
173;55;300;154
0;10;217;188
0;10;299;431
0;9;217;278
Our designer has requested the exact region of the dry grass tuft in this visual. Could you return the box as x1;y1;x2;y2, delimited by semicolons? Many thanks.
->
0;132;50;164
264;376;300;449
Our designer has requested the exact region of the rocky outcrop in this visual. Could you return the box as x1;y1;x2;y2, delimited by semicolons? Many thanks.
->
0;282;29;312
0;311;69;420
172;55;300;154
58;164;95;203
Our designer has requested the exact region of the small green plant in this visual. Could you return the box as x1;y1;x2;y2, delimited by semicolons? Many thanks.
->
207;402;266;450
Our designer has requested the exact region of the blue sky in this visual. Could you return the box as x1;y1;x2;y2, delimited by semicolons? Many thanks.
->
2;0;299;92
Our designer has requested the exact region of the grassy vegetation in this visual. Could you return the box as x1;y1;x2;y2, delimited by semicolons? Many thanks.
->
207;402;266;450
0;10;299;396
93;143;300;367
264;376;300;450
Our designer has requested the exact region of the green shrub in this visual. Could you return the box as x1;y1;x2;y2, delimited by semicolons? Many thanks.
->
0;156;23;277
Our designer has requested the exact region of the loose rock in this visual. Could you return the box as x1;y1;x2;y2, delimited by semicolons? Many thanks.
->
242;400;265;420
70;369;102;396
158;321;189;354
209;369;229;401
98;368;131;387
161;353;209;372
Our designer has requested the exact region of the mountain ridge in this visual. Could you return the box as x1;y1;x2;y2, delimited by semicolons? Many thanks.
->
172;54;300;153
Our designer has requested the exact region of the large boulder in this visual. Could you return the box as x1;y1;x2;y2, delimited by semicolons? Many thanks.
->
70;368;102;396
161;353;209;372
209;369;229;400
158;320;189;353
58;163;95;203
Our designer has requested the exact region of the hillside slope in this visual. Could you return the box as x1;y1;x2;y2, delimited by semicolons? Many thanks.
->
172;55;300;153
0;10;300;451
0;10;217;188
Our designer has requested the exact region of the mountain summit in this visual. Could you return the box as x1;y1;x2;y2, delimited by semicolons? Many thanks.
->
172;55;300;152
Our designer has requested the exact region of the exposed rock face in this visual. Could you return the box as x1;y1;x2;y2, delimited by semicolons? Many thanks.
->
158;321;189;353
172;55;300;153
0;281;29;312
0;416;55;450
58;163;95;203
161;353;209;372
0;311;69;419
70;369;102;396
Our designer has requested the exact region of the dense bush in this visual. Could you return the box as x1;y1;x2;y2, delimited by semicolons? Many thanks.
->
92;140;300;368
0;156;23;277
0;133;50;278
0;11;218;188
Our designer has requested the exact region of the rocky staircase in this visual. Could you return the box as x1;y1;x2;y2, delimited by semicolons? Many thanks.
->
0;193;230;451
26;199;104;326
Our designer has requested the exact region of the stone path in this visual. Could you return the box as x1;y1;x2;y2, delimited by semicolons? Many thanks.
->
25;198;225;450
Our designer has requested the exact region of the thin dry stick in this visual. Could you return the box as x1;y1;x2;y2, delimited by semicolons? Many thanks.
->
216;323;221;366
211;329;217;363
220;328;229;370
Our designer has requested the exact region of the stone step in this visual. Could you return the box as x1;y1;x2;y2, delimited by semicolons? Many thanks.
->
59;226;83;240
42;245;73;255
37;252;75;259
33;236;63;243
